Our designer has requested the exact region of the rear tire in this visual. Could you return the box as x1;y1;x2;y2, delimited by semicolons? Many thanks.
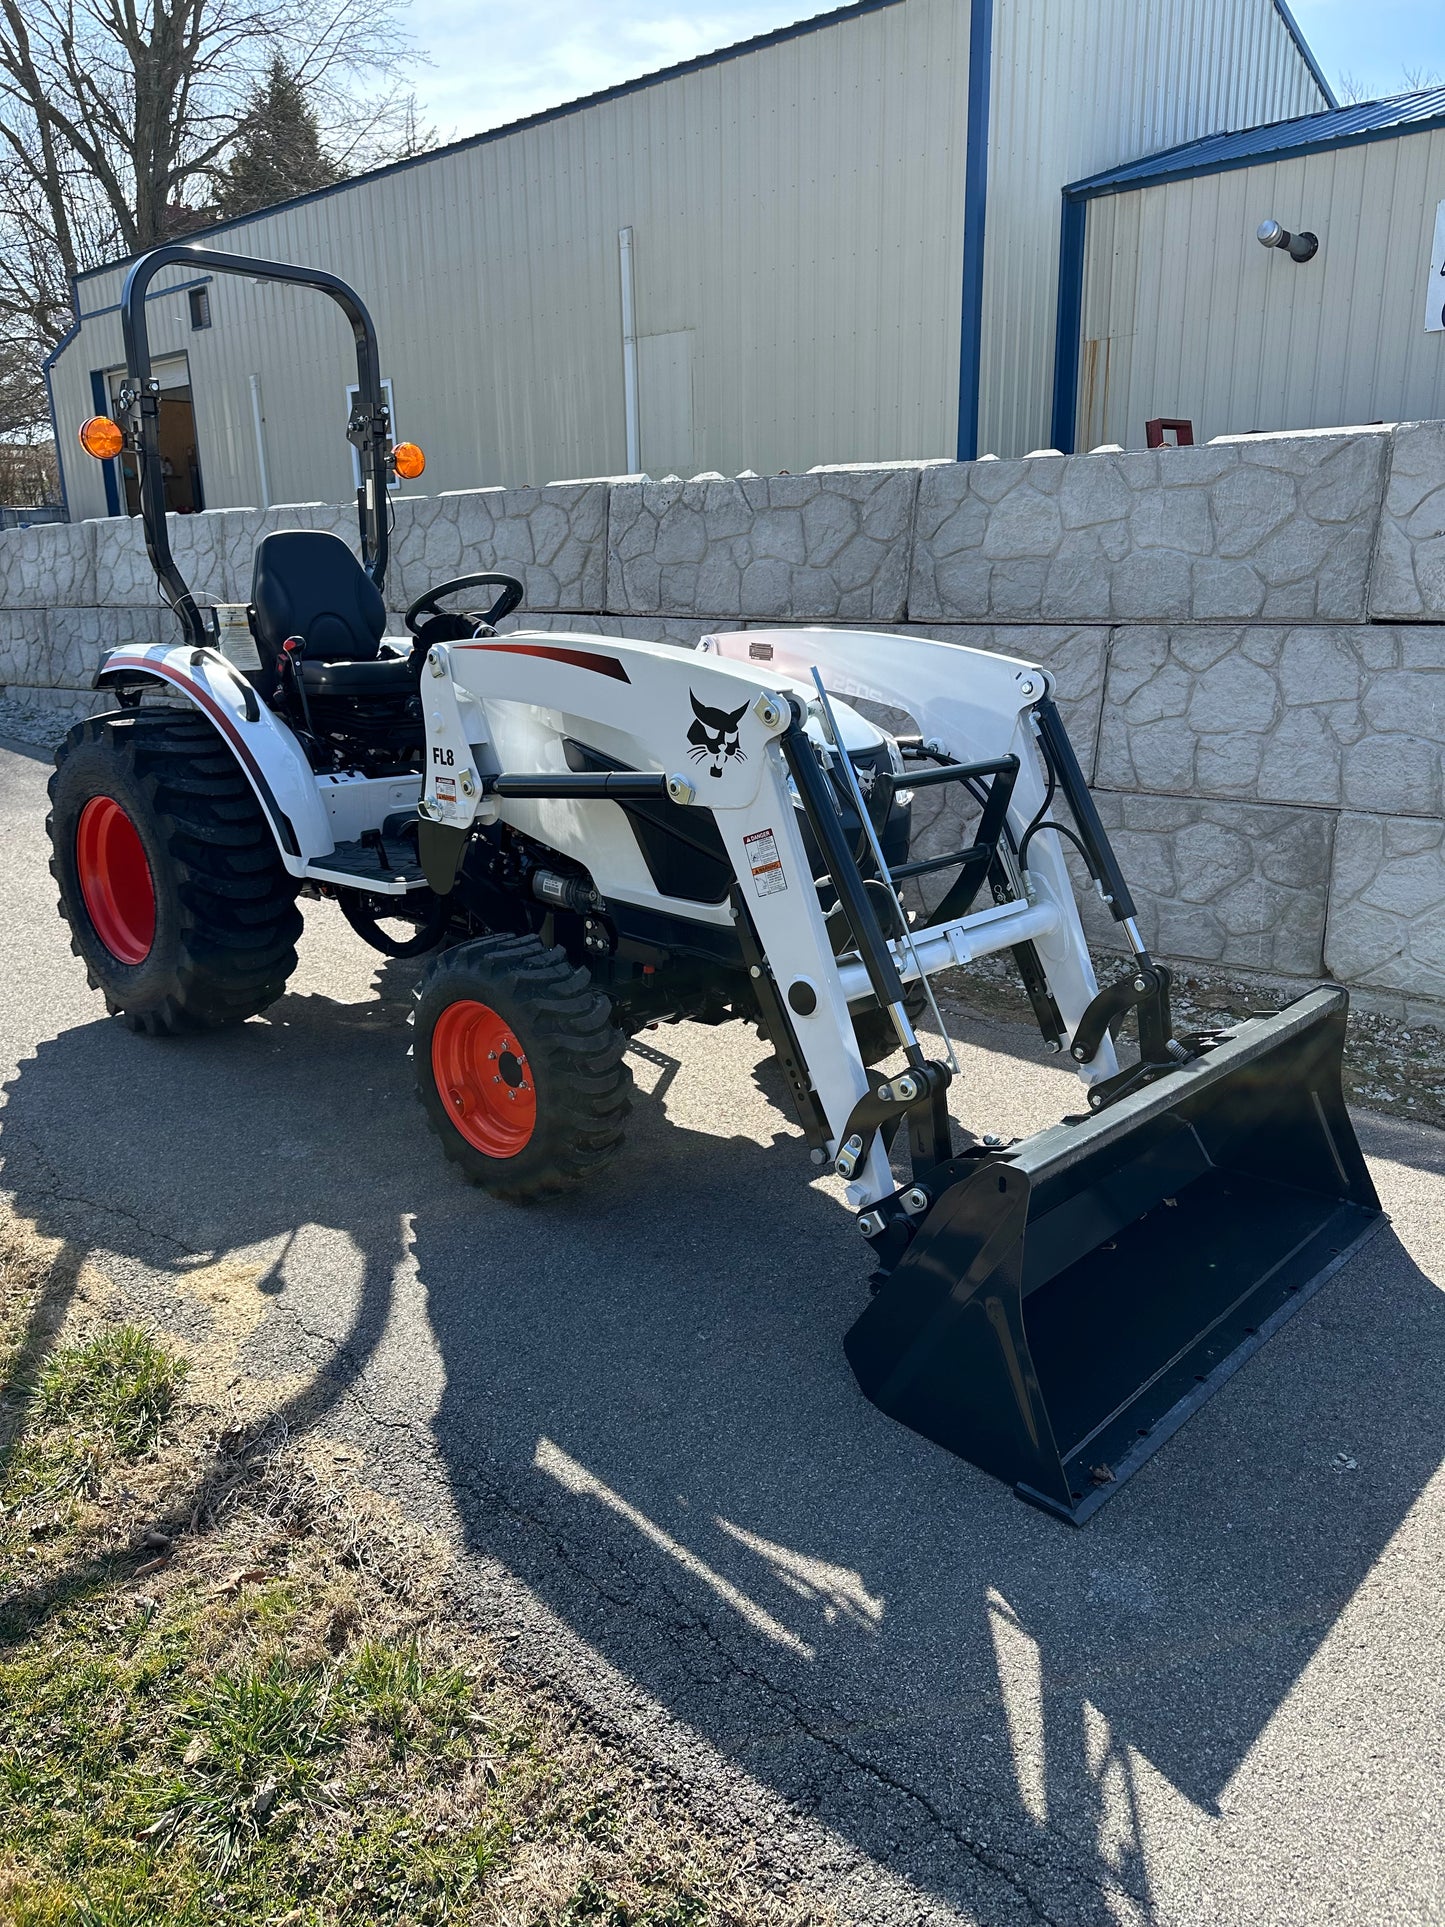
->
413;934;631;1202
47;710;302;1034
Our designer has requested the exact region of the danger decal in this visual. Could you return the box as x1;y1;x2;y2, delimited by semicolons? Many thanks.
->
744;827;787;897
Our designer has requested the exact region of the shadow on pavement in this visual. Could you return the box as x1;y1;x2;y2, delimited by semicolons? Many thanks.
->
4;950;1444;1924
0;735;53;765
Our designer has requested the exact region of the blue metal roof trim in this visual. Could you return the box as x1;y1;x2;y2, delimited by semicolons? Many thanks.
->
1270;0;1336;110
1066;88;1445;200
955;0;994;463
75;0;907;286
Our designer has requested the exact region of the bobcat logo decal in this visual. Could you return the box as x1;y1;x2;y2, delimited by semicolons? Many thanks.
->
687;690;749;778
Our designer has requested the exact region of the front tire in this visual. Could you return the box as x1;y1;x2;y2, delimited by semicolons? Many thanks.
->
47;711;302;1034
413;935;631;1201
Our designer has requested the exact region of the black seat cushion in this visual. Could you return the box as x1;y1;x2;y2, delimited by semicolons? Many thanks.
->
251;530;386;664
299;653;417;698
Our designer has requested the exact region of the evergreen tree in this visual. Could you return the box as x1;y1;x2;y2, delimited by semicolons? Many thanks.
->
217;57;341;219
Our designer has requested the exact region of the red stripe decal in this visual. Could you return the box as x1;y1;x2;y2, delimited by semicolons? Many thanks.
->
463;641;631;683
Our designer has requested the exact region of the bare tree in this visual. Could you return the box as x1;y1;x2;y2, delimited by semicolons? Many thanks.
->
0;436;58;506
1336;64;1445;107
0;0;427;453
0;330;49;436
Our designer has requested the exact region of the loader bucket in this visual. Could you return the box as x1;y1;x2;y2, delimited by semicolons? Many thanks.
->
844;987;1384;1523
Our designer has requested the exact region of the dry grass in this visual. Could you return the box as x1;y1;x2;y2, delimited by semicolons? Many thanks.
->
0;1208;829;1927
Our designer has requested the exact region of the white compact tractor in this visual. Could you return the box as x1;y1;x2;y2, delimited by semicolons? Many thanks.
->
53;246;1383;1521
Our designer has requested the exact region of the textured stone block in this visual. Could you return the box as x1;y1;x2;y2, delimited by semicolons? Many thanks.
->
1;606;174;691
911;432;1388;624
1081;792;1333;974
90;506;267;608
387;484;607;617
0;520;95;608
1370;420;1445;621
0;609;46;685
48;607;172;687
1325;813;1445;1001
1098;625;1445;814
607;470;920;620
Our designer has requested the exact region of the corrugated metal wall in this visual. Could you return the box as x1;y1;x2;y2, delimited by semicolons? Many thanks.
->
978;0;1327;459
1078;126;1445;446
52;0;1335;517
54;0;971;521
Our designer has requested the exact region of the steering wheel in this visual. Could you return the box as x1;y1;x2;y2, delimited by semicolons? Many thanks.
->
404;572;525;637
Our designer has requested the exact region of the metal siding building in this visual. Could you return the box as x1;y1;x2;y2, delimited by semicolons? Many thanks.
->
1056;91;1445;449
977;0;1324;460
49;0;1328;520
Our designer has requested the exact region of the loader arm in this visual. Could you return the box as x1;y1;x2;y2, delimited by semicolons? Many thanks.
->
702;627;1108;1040
424;629;1117;1207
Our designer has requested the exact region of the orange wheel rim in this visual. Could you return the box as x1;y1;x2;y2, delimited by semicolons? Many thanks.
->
76;795;156;965
431;999;537;1158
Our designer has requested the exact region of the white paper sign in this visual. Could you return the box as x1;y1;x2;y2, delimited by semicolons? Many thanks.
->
1428;200;1445;334
211;603;261;671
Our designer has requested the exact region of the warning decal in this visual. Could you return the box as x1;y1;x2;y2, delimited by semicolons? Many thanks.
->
744;827;787;897
435;775;456;802
212;604;261;672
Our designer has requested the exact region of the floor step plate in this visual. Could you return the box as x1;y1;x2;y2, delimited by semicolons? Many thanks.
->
305;836;428;894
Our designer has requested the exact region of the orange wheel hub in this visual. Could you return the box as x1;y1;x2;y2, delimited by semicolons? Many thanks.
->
430;999;537;1158
76;795;156;965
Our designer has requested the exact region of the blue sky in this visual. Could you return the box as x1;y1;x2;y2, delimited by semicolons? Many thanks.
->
1296;0;1444;98
404;1;1444;142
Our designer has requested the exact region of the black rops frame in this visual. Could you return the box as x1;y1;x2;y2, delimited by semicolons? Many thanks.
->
117;244;394;651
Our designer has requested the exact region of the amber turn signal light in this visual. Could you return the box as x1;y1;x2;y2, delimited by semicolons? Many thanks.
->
79;416;125;461
391;441;426;480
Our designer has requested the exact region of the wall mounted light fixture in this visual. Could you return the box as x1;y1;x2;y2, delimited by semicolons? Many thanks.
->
1257;218;1319;263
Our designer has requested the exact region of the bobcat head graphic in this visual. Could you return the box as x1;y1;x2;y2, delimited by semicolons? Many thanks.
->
687;691;749;778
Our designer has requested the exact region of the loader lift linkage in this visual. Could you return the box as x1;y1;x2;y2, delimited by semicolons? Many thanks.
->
55;243;1386;1525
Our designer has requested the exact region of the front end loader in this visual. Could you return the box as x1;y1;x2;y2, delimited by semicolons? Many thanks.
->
55;244;1383;1522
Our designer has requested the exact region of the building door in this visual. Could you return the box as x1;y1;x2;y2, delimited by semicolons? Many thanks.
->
108;354;204;514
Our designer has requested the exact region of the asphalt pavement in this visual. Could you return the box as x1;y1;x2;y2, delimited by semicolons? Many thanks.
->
3;734;1444;1926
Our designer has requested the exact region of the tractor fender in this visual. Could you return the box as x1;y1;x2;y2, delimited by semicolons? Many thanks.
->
94;641;334;874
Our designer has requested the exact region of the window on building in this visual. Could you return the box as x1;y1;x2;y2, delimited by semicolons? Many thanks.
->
188;286;211;331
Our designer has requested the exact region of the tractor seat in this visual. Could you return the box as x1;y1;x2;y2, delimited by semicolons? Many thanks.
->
251;528;388;667
299;652;417;697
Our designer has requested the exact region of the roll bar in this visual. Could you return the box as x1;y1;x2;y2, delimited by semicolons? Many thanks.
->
117;245;393;649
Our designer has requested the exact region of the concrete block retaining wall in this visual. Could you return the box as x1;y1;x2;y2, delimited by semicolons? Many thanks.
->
3;425;1444;1015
